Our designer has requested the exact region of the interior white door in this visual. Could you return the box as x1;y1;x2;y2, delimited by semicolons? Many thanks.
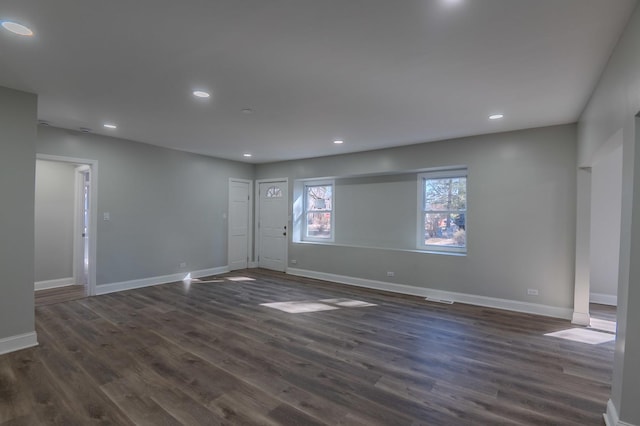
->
258;181;288;271
228;179;250;270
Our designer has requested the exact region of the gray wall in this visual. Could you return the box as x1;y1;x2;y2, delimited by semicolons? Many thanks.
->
578;2;640;423
0;87;37;340
589;145;622;302
334;174;417;249
257;124;577;309
34;160;76;283
37;126;254;286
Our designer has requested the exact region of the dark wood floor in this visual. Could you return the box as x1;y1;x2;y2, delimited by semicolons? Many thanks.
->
35;285;86;307
2;270;613;425
589;303;617;322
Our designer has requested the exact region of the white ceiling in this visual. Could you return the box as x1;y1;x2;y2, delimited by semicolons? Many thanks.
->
0;0;636;163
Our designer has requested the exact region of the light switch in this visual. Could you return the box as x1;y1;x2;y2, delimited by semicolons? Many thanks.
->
103;212;110;221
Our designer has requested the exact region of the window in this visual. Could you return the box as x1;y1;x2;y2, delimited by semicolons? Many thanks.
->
418;169;467;252
304;182;334;241
265;185;283;198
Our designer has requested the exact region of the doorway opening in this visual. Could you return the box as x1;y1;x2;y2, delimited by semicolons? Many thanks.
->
35;154;98;305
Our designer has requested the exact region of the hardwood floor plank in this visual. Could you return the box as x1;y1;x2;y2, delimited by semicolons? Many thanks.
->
267;403;327;426
0;356;32;422
100;378;182;426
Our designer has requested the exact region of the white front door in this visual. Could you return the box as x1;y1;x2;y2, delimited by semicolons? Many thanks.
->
228;179;251;270
258;180;288;272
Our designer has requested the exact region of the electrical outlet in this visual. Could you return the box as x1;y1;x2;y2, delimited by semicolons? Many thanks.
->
527;288;539;296
179;262;187;268
291;259;297;264
387;271;395;277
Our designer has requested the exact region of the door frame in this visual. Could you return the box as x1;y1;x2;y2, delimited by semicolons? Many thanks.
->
74;165;91;286
36;154;98;296
255;178;289;271
228;178;253;270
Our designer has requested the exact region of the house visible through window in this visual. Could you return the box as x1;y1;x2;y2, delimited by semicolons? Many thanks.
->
304;182;334;241
418;169;466;252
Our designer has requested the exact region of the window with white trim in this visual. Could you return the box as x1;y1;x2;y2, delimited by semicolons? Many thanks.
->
418;169;467;252
303;182;334;241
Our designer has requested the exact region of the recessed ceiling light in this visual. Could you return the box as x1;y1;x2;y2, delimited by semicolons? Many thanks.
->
193;91;210;98
243;153;252;157
333;140;344;144
1;21;34;36
103;123;117;129
241;108;254;114
489;114;504;120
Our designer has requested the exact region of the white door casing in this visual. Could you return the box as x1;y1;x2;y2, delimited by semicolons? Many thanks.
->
37;154;98;297
257;180;288;272
74;165;91;285
228;179;252;270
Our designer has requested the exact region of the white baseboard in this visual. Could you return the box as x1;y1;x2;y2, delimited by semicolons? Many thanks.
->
35;277;75;291
96;266;229;296
0;332;38;356
591;292;618;306
287;268;573;320
604;398;637;426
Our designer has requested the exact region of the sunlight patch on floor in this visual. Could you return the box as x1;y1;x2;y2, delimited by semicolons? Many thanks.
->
320;298;377;307
226;276;256;281
260;301;339;313
545;328;615;345
261;299;377;313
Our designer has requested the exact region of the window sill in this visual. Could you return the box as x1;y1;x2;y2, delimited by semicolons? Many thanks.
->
292;240;467;256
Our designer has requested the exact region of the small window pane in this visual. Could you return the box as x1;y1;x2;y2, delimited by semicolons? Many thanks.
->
306;185;332;211
306;212;332;238
423;213;465;247
424;177;466;211
266;186;283;198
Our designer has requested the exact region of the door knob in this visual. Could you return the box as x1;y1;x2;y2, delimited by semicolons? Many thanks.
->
283;232;287;236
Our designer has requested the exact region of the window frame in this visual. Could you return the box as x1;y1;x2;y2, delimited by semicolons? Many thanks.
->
302;180;335;242
417;169;467;254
